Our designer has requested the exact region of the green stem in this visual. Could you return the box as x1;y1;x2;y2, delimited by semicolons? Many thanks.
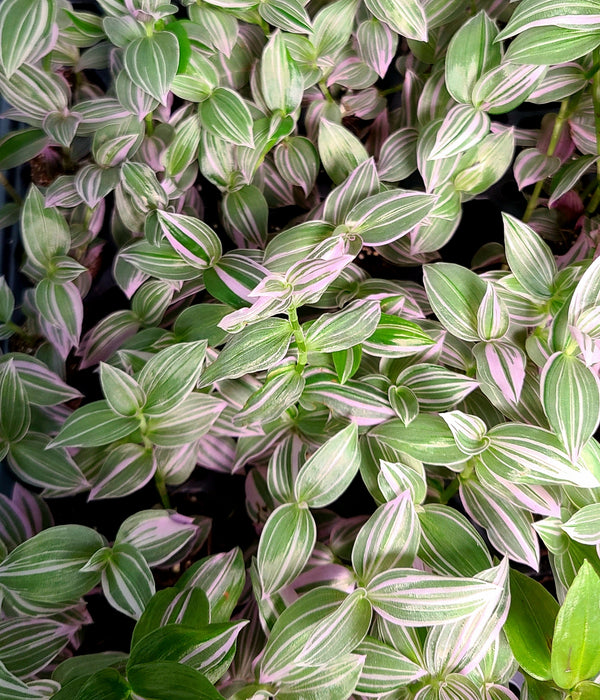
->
318;79;334;104
0;172;22;205
379;84;403;98
586;46;600;216
154;470;171;509
523;98;571;223
440;478;460;504
288;306;308;371
144;113;155;137
5;321;28;338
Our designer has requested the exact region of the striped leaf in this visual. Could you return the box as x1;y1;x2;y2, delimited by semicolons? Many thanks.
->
562;504;600;546
441;410;488;456
200;88;254;147
256;503;316;595
364;0;427;40
550;154;598;206
0;617;71;678
378;457;427;505
445;10;501;104
50;401;138;449
357;18;397;78
542;352;600;460
99;363;144;418
0;360;30;444
354;636;426;695
8;433;87;495
366;567;501;626
496;0;600;40
116;510;201;568
77;310;140;369
345;189;438;245
423;263;487;342
235;366;304;426
396;363;478;411
504;26;600;65
473;340;527;407
146;393;225;447
0;659;54;698
260;31;303;115
119;240;202;281
267;435;306;504
34;279;83;351
203;252;267;309
476;284;509;341
138;341;207;417
429;104;490;160
295;589;372;665
311;0;358;58
89;445;155;500
123;32;178;104
481;422;600;487
100;543;155;620
513;148;561;191
294;423;359;507
127;661;224;700
377;127;418;182
318;119;369;184
120;161;167;210
503;213;557;299
362;314;435;357
156;211;222;270
276;654;364;700
259;0;312;33
0;525;104;604
370;414;468;466
472;63;547;114
0;129;48;172
323;158;379;225
388;385;419;425
418;504;492;577
0;0;54;78
21;186;70;269
274;137;319;196
352;492;420;584
417;673;482;699
569;255;600;327
176;548;245;623
305;299;381;353
115;69;159;120
222;186;268;248
530;63;588;104
460;478;540;569
131;587;210;650
199;318;292;387
452;128;515;196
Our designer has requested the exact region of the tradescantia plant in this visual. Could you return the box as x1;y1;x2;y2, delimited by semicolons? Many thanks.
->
7;0;600;699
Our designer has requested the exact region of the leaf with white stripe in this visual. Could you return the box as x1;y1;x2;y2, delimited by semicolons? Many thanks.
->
0;0;54;78
119;240;202;281
429;104;490;160
0;617;71;678
388;385;419;425
460;477;540;569
176;548;245;623
362;314;435;357
472;63;547;114
396;363;478;411
256;503;316;596
99;363;144;418
541;351;600;461
222;186;268;248
323;158;380;225
562;504;600;545
0;660;46;699
480;422;600;487
89;444;156;500
352;492;420;584
0;360;30;444
294;423;359;507
513;148;561;191
418;504;492;576
357;18;397;78
203;251;267;309
304;300;381;353
116;510;202;568
235;366;304;426
345;189;438;245
259;0;312;33
445;10;501;104
318;119;369;185
377;127;418;182
0;525;105;604
123;32;178;105
99;543;155;620
50;401;138;448
364;0;427;40
156;211;222;271
354;636;426;695
260;31;303;115
200;88;254;147
502;213;557;299
370;414;468;466
550;154;599;206
366;567;501;626
496;0;600;40
378;457;427;505
473;340;527;408
530;63;588;104
21;186;70;270
276;654;364;700
146;393;226;447
423;263;487;342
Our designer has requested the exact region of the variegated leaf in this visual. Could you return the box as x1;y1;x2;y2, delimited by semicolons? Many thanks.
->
123;32;178;105
364;0;427;40
89;444;156;500
429;104;490;160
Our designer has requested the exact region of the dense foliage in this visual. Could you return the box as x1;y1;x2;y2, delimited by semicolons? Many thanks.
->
4;0;600;698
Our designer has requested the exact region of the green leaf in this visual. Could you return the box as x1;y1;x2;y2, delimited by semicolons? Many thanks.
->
21;186;70;268
256;503;316;595
127;662;224;700
369;414;468;466
305;300;381;353
0;128;48;171
74;668;131;700
310;0;358;58
98;543;154;620
259;0;312;33
99;363;145;418
497;0;600;40
504;568;559;681
444;10;501;104
0;0;54;78
138;340;207;417
123;32;179;104
156;211;222;270
50;401;138;448
362;314;435;358
552;560;600;689
198;318;292;387
294;423;360;507
260;31;303;115
276;654;364;700
199;88;254;147
504;26;600;65
0;360;30;443
429;104;490;160
354;636;426;695
146;393;225;447
0;525;104;603
364;0;427;40
318;119;369;184
89;444;156;500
